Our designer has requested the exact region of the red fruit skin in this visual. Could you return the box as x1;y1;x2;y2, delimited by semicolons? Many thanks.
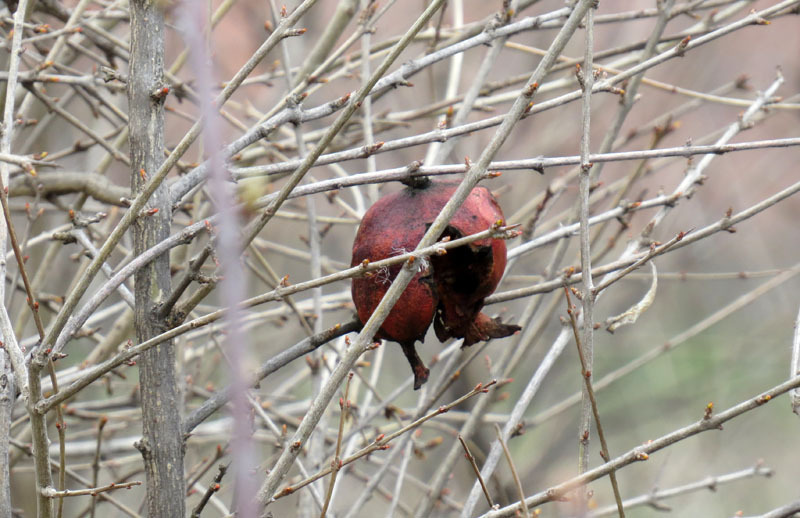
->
350;188;438;345
351;180;518;388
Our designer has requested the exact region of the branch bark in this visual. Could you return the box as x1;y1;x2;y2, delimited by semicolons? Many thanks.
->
128;0;185;515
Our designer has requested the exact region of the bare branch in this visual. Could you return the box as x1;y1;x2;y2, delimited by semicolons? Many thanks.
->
482;375;800;517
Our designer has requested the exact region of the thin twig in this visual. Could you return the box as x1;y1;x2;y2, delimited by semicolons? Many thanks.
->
618;70;785;262
9;437;142;517
576;0;596;489
588;463;772;517
36;135;796;352
23;84;129;164
493;424;528;518
193;319;359;435
36;0;324;375
340;340;482;518
42;481;142;498
319;372;352;518
234;136;800;190
186;445;226;497
385;437;414;518
0;0;54;509
227;0;797;185
494;177;800;303
458;435;494;509
481;375;800;517
593;231;687;295
89;416;108;518
269;380;498;503
414;2;596;514
530;262;800;429
565;289;624;518
189;464;228;518
359;0;379;205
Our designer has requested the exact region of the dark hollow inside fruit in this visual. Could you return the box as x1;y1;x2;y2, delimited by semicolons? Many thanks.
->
398;225;520;389
430;225;521;348
430;225;491;296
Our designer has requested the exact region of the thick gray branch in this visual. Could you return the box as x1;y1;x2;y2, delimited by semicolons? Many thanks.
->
9;172;129;206
128;0;184;515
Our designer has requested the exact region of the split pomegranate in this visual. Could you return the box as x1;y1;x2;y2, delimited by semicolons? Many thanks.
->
351;179;520;389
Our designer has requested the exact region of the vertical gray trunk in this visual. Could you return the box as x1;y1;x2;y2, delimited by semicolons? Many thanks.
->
128;1;185;516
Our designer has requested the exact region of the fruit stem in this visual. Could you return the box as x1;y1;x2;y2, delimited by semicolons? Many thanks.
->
400;174;431;189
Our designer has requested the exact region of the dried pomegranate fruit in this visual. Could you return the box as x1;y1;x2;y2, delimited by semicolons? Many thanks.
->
351;179;520;389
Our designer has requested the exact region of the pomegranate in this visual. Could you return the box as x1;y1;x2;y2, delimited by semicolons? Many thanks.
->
351;179;520;389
